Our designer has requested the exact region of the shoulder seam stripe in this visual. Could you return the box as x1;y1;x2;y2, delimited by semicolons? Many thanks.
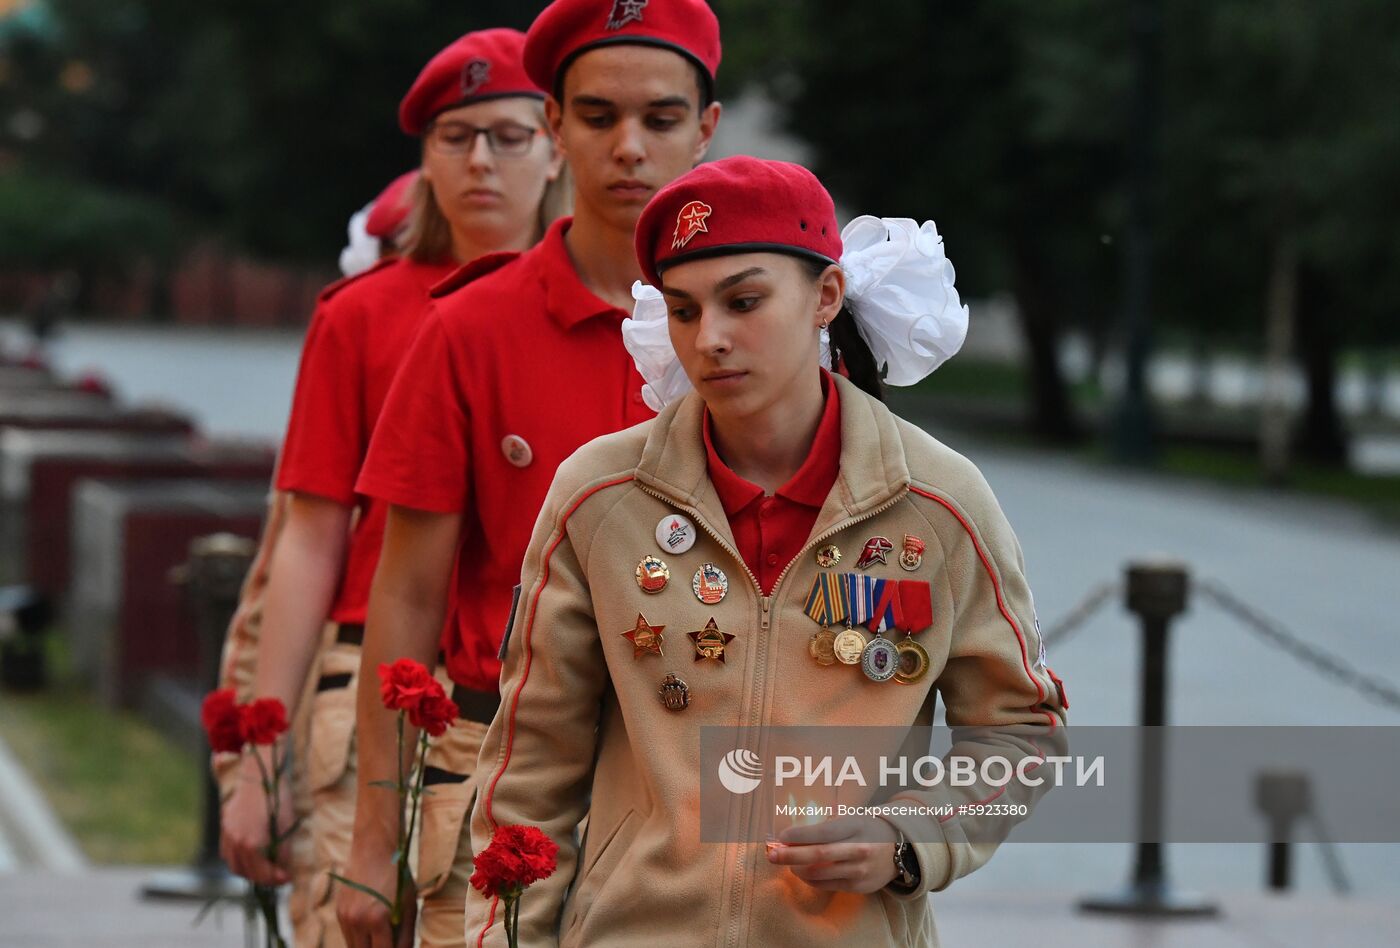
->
909;486;1057;731
474;473;635;946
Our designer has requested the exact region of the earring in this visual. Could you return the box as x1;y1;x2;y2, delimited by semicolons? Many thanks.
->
819;322;831;349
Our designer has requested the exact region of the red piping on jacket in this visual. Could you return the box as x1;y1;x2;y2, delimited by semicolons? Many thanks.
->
475;474;635;946
909;486;1058;732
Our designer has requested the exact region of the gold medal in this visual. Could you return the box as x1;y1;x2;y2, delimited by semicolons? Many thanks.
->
832;627;868;665
687;617;735;663
808;628;837;666
621;614;665;659
635;555;670;594
803;574;846;667
658;672;690;711
815;544;842;569
894;638;930;684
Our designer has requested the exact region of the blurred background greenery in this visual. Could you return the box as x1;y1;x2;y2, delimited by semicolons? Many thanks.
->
2;0;1398;478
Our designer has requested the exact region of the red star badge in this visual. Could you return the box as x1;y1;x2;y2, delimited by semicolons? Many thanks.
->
688;617;736;663
672;200;713;249
622;614;665;658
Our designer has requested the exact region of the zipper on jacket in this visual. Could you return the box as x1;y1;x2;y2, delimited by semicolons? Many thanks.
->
637;478;910;948
635;483;764;597
634;481;766;948
767;488;909;600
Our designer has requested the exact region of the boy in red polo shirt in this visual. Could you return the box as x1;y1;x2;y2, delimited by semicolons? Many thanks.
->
338;1;723;945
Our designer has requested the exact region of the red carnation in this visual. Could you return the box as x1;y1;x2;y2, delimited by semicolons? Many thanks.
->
240;697;289;746
202;688;244;754
470;824;559;900
378;658;437;712
408;691;459;737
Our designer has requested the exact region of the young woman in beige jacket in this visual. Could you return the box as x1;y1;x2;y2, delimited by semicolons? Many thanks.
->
465;156;1069;947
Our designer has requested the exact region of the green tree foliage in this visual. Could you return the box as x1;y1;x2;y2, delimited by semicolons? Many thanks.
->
716;0;1399;452
0;168;174;271
3;0;550;262
717;0;1127;441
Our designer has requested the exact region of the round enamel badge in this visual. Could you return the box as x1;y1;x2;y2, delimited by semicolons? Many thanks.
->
692;563;728;605
501;434;532;468
636;556;670;594
655;514;697;554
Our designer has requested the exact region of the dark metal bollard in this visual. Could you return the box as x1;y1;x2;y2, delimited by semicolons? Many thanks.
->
1256;771;1310;891
0;586;52;690
1080;559;1219;917
141;533;255;903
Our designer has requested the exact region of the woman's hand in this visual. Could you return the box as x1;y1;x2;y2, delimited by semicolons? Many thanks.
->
219;752;295;886
766;815;899;894
335;841;417;948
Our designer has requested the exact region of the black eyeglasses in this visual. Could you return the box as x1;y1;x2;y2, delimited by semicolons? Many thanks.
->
425;120;543;157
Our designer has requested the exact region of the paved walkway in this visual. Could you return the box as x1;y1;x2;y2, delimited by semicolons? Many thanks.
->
0;734;85;874
2;870;1397;946
0;869;244;947
932;888;1400;947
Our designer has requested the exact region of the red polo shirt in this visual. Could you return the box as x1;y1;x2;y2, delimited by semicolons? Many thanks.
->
276;256;458;624
357;217;654;691
704;371;842;595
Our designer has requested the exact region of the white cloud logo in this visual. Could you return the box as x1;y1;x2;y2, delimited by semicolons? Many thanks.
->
717;748;764;795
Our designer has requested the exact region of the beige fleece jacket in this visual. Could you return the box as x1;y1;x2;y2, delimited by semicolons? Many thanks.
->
466;375;1068;947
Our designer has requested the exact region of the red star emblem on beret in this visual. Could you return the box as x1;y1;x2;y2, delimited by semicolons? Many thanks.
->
672;200;713;250
460;59;491;96
607;0;648;31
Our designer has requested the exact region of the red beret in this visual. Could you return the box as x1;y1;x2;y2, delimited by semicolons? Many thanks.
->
524;0;721;99
634;156;841;287
365;171;418;239
399;29;544;136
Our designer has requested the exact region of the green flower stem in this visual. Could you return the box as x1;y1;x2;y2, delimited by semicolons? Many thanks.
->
247;740;288;948
498;886;524;948
391;712;406;930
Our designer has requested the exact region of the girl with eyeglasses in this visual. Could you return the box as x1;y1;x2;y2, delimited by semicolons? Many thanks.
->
217;28;564;948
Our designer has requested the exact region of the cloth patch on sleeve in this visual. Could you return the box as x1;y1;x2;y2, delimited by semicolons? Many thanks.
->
498;583;522;661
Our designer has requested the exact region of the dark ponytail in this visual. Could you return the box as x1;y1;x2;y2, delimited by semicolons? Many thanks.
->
800;258;885;401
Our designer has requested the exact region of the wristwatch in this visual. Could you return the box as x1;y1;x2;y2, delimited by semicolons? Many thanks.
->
891;828;920;891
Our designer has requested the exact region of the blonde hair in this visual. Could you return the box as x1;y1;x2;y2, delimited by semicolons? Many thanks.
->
401;103;571;263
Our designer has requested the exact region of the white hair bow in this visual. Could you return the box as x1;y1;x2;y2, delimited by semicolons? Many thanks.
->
337;204;379;279
622;216;969;411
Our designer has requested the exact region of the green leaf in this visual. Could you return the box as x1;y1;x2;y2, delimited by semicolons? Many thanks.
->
327;873;393;911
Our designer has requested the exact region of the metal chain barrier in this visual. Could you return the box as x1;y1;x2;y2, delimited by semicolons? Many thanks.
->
1038;573;1400;715
1040;581;1121;650
1196;578;1400;715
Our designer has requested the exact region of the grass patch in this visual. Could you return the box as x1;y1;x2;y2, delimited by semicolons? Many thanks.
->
0;640;200;864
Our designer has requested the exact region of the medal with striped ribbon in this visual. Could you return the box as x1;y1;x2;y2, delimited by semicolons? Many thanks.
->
833;573;873;665
804;573;847;666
